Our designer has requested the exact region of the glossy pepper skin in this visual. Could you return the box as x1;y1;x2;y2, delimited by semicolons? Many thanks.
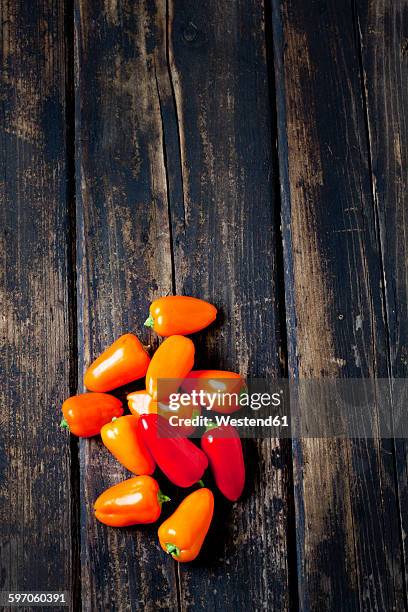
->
182;370;246;414
201;424;245;501
84;333;150;392
138;414;208;487
127;390;201;436
127;390;154;418
158;488;214;562
94;475;169;527
145;295;217;336
145;335;194;401
61;393;123;437
101;415;155;475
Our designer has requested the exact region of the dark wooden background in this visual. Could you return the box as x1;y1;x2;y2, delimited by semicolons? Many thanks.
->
1;0;407;610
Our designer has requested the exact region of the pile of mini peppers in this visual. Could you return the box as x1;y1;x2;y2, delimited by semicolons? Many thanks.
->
61;296;246;562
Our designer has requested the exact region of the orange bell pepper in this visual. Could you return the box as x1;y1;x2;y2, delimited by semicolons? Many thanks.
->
144;296;217;336
84;333;150;392
182;370;246;414
94;475;169;527
127;390;201;436
61;393;123;437
145;335;194;401
101;415;155;475
158;488;214;562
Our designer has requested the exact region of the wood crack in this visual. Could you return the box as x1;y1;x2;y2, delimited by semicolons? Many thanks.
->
64;0;82;609
352;1;408;607
165;0;186;231
353;2;392;378
153;60;177;296
154;5;184;607
264;1;300;610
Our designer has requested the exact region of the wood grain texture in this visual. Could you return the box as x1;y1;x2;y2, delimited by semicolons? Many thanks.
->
76;0;292;610
272;0;406;609
0;0;78;606
75;1;178;610
165;1;292;610
3;0;408;609
356;0;408;595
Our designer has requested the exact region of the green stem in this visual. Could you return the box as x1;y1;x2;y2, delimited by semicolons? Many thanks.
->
144;314;154;329
238;387;248;400
60;417;70;431
157;491;171;504
204;421;219;433
166;543;180;557
197;479;205;488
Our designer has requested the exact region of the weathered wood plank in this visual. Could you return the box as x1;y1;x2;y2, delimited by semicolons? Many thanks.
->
76;0;293;609
0;0;78;607
272;0;405;609
75;1;178;610
356;0;408;593
162;1;292;610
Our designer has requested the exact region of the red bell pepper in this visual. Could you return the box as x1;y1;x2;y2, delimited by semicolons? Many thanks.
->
201;424;245;501
138;414;208;487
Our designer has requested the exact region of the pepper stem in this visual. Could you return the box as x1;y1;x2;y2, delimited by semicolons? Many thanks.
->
197;479;205;488
157;491;171;504
238;387;248;403
60;417;70;431
166;543;180;557
204;421;219;433
144;314;154;329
